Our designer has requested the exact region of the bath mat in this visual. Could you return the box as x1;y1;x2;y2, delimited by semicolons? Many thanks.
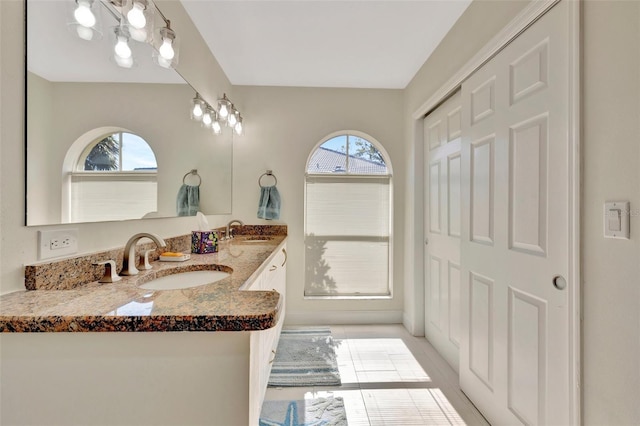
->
268;327;342;387
260;397;347;426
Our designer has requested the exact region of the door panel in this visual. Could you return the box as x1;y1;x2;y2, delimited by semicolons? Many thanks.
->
447;153;462;237
459;2;572;424
429;162;441;233
448;261;461;347
424;91;462;372
508;287;547;426
470;136;495;245
429;255;442;330
509;114;548;255
469;271;494;389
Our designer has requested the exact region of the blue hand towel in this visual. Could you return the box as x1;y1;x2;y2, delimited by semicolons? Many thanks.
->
176;184;200;216
257;185;281;220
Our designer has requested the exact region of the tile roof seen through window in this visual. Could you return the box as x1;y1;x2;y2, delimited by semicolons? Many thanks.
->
308;147;388;175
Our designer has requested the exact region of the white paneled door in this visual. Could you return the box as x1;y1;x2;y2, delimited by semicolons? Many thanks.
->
459;1;574;425
424;91;462;372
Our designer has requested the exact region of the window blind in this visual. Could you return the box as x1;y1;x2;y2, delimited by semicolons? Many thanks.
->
70;173;157;222
305;176;391;296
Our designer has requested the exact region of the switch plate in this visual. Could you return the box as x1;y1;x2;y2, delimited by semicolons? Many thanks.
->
604;201;630;239
38;229;79;260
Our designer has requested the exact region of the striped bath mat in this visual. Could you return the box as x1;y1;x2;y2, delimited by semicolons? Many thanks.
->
268;326;342;387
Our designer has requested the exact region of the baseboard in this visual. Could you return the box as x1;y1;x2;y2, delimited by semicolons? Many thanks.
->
402;313;425;337
285;310;403;326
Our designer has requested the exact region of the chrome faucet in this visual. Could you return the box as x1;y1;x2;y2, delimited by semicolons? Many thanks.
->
225;219;245;240
120;232;167;276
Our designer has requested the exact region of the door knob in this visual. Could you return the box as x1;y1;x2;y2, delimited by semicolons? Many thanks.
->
553;275;567;290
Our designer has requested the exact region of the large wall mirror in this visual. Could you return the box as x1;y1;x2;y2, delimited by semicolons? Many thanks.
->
25;0;232;226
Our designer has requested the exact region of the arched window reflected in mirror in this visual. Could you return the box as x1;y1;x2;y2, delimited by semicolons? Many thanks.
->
64;130;158;223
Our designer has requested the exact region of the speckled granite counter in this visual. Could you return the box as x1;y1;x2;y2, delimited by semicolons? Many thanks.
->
0;235;286;333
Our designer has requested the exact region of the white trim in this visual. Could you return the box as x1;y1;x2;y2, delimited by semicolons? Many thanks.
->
567;1;581;424
411;0;580;423
412;0;560;120
285;310;403;326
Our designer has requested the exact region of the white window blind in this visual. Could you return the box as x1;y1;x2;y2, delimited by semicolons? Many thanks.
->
305;176;391;296
70;173;157;222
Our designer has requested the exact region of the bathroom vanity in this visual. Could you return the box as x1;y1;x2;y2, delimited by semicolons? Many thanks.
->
0;231;287;426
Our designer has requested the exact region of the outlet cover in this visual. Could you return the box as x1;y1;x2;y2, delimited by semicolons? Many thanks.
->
38;229;79;260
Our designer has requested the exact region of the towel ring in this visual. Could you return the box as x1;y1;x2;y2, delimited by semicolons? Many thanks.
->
183;169;202;187
258;170;277;188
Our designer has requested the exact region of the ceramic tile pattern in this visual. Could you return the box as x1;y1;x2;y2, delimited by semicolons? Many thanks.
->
1;226;287;333
264;325;489;426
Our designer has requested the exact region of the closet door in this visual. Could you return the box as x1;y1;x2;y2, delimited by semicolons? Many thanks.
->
424;90;462;372
459;1;573;424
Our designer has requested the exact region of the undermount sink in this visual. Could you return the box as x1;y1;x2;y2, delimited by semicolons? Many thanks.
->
139;270;230;290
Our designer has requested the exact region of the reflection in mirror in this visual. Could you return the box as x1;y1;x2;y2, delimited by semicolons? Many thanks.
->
26;0;232;226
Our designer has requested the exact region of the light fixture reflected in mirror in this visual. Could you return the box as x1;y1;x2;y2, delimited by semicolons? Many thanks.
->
126;0;148;29
218;94;231;120
191;93;205;121
234;115;243;136
68;0;178;69
68;0;102;41
153;22;178;69
202;106;213;128
123;0;154;42
212;111;222;135
189;92;243;137
227;104;237;128
112;24;135;68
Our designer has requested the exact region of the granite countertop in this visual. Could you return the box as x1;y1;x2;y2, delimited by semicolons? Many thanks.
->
0;235;287;333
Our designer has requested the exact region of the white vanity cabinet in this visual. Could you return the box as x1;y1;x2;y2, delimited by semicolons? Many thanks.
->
0;240;288;426
248;243;287;424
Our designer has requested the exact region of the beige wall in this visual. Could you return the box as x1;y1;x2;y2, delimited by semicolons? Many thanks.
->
0;0;235;295
232;86;405;323
403;0;640;424
581;1;640;423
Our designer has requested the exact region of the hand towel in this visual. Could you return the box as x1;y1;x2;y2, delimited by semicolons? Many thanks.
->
257;185;281;220
176;184;200;216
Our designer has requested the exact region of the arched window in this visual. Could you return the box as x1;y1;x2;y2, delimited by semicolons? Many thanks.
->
65;131;158;223
305;132;392;297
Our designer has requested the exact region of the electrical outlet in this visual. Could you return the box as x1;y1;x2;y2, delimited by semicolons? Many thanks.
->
38;229;79;260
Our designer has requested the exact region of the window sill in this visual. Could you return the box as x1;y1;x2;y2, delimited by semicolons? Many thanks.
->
303;295;392;301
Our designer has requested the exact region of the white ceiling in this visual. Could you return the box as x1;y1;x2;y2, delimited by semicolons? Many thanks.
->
180;0;471;89
28;1;470;89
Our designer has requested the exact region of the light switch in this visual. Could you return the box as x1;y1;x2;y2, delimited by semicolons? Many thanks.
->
604;201;630;239
607;209;621;231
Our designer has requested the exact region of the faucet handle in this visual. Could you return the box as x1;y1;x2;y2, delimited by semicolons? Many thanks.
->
140;249;154;270
92;260;121;283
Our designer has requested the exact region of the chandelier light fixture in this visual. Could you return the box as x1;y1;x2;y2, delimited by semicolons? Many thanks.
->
68;0;179;69
152;17;179;68
189;92;244;137
69;0;102;40
234;114;243;136
191;93;205;121
212;111;222;135
217;94;231;120
227;104;238;128
112;23;134;68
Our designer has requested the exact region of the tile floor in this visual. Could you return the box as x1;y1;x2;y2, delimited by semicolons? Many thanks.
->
263;324;489;425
